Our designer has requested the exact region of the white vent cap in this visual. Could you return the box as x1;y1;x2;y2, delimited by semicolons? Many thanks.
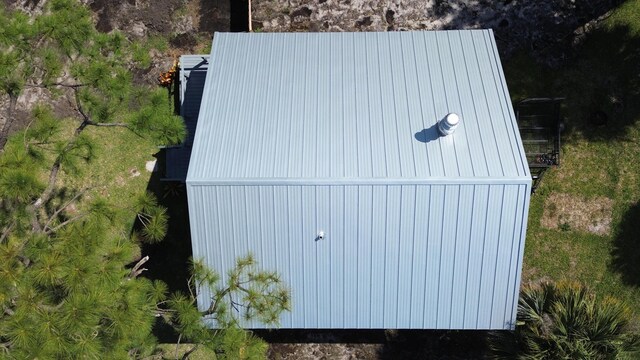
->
438;113;460;136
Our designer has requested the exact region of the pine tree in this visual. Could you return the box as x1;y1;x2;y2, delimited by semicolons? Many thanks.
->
0;1;289;358
163;255;291;358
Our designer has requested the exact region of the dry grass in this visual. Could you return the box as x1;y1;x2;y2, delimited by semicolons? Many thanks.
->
540;193;613;236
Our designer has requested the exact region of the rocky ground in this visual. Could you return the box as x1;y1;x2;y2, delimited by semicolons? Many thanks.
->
253;0;622;65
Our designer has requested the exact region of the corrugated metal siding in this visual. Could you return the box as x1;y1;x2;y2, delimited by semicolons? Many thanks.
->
187;31;529;184
188;183;528;329
164;55;209;181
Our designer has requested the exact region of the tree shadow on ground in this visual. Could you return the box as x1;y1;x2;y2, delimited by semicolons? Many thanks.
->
553;23;640;142
504;22;640;143
377;330;487;360
610;202;640;286
198;0;233;33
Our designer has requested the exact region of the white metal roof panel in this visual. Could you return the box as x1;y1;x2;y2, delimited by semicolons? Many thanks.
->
187;31;529;185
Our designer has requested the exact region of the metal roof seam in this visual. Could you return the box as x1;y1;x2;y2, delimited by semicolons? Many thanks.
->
389;34;405;178
449;184;462;327
444;32;463;177
471;31;505;177
411;33;432;177
475;186;491;328
399;34;418;178
489;184;506;326
482;31;522;178
462;185;476;326
481;31;518;178
458;32;489;177
489;32;530;177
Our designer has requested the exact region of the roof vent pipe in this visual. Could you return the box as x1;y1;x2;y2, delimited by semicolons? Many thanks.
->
438;113;460;136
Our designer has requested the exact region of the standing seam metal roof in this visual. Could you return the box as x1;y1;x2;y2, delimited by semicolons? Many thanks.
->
187;30;529;184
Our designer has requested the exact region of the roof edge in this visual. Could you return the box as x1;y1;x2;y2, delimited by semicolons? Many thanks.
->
186;177;532;186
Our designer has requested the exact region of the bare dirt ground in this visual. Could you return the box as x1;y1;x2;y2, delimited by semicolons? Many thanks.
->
85;0;230;44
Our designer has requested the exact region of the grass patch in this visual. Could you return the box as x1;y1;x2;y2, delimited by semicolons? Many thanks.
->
509;0;640;319
56;117;159;242
153;344;217;360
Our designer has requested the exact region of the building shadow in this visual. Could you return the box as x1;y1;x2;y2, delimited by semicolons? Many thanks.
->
272;0;621;62
504;23;640;144
610;202;640;286
137;68;199;341
198;0;250;34
198;0;232;33
138;153;193;342
377;330;487;360
257;329;488;359
229;0;249;32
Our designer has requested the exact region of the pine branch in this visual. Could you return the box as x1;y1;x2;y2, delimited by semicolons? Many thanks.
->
25;82;85;89
202;288;231;317
181;344;198;360
0;222;15;243
22;117;36;151
87;121;129;128
187;275;196;299
30;88;92;230
37;302;64;312
73;87;91;124
43;212;87;234
0;94;18;151
43;188;88;231
73;88;133;131
175;334;182;360
128;256;149;279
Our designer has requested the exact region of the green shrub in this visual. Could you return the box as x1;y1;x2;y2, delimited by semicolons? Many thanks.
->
489;281;640;359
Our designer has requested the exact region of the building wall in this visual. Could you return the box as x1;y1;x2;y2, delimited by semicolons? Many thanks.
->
187;183;530;329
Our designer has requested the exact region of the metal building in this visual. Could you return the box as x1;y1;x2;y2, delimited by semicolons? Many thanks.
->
186;30;531;330
163;55;209;181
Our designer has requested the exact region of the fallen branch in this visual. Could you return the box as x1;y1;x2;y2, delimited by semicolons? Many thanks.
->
87;122;129;127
